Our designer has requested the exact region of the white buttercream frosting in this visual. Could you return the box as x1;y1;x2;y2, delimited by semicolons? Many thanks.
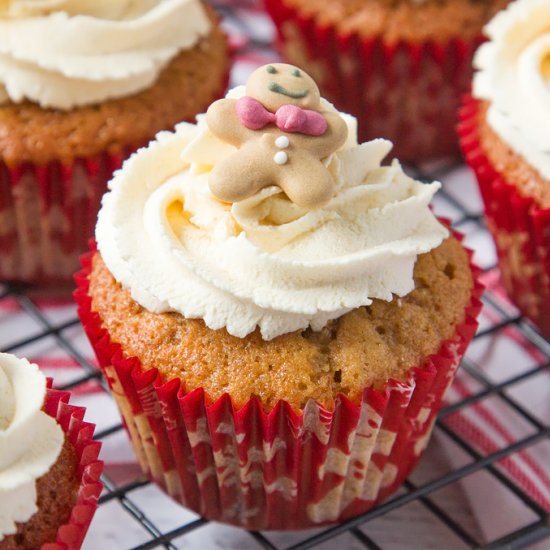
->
0;353;64;541
0;0;211;109
96;87;448;340
473;0;550;180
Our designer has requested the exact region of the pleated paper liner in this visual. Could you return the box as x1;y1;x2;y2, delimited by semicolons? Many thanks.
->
74;239;482;531
264;0;482;163
458;96;550;338
42;380;103;550
0;149;131;285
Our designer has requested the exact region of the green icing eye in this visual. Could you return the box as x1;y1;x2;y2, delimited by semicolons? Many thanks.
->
292;68;301;77
266;65;277;74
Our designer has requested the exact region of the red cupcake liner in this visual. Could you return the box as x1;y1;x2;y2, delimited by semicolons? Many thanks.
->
0;71;230;286
0;149;132;285
458;96;550;337
41;380;103;550
264;0;482;163
74;238;482;530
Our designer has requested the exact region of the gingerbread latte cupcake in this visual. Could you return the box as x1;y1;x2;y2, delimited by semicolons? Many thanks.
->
76;64;482;530
459;0;550;336
0;353;102;549
0;0;228;284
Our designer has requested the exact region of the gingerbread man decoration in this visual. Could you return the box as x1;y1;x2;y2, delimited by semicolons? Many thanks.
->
206;63;348;209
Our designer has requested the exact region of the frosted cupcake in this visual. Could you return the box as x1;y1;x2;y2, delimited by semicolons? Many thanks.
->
0;0;228;283
76;64;482;530
459;0;550;336
265;0;509;163
0;353;102;548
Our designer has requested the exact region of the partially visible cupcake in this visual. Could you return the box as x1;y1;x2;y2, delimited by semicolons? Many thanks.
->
0;353;102;549
0;0;229;284
459;0;550;336
76;64;482;530
264;0;508;163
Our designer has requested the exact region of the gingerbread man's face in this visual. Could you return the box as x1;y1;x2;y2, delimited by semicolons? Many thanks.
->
246;63;321;112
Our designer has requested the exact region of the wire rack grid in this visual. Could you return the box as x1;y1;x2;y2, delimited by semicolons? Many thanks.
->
1;1;549;549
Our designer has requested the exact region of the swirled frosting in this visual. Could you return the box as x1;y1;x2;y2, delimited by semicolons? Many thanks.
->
0;353;64;541
473;0;550;180
0;0;211;109
96;88;448;340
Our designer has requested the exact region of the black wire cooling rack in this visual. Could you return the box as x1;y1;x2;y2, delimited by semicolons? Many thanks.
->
1;2;549;549
1;161;549;550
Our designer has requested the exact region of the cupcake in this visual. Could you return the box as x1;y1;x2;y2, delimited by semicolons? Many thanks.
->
264;0;509;163
0;352;103;549
0;0;229;284
76;64;482;530
459;0;550;336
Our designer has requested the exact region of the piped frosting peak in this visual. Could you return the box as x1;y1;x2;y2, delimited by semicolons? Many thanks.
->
97;65;448;340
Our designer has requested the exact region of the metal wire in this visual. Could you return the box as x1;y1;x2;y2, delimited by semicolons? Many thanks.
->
0;2;548;549
1;167;548;550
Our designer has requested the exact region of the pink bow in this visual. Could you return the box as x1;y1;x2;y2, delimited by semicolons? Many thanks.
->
236;96;328;136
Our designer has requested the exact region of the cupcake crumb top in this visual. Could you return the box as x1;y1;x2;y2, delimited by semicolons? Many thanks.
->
282;0;509;43
89;235;473;411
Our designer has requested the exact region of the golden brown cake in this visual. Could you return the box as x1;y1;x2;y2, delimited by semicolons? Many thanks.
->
89;235;473;411
1;438;78;550
279;0;507;43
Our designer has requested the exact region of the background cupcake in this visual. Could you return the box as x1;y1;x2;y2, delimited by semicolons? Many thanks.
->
0;352;103;549
0;0;229;284
76;64;482;530
264;0;508;163
459;0;550;337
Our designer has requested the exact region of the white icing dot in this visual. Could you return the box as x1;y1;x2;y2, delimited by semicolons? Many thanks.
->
275;136;289;149
273;151;288;165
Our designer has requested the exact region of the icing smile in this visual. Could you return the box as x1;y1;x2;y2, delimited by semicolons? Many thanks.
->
268;82;309;99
